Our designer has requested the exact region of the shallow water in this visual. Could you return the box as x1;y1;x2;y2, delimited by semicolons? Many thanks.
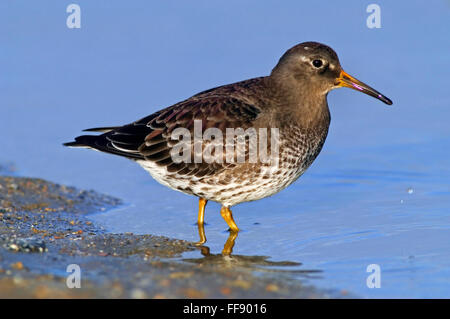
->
1;1;449;298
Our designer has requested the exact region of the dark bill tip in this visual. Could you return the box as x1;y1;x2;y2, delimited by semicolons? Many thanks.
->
338;70;393;106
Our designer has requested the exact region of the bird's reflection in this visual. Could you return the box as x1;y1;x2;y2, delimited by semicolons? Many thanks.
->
195;222;238;255
190;223;322;278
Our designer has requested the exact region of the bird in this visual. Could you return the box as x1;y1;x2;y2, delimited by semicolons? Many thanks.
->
64;42;392;254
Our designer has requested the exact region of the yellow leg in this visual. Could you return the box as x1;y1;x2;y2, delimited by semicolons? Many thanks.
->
220;206;239;232
198;198;207;225
195;198;208;246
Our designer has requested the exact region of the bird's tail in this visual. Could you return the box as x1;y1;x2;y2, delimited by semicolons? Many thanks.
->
63;129;145;160
63;126;119;148
63;135;105;149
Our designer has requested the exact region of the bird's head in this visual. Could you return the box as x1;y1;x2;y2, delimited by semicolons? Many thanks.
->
271;42;392;105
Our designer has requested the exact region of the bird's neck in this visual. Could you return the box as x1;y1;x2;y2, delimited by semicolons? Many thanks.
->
265;75;331;133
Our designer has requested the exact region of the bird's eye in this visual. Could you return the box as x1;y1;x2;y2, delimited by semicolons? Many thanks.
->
312;59;323;68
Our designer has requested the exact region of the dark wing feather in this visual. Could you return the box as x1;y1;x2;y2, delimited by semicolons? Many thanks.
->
65;95;262;178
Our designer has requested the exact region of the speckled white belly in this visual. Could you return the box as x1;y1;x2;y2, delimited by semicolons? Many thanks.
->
136;129;326;207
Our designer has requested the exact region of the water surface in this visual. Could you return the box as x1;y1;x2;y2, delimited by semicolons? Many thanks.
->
1;0;449;298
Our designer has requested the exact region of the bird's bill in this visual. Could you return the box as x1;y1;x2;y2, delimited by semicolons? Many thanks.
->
337;70;392;105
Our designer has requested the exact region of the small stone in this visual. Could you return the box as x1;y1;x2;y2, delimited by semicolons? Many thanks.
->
183;288;205;299
220;287;231;295
131;289;147;299
230;279;252;290
6;238;47;253
8;244;19;251
11;261;24;270
265;284;279;292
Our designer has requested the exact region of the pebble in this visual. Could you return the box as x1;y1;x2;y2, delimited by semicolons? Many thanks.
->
131;288;147;299
5;238;47;253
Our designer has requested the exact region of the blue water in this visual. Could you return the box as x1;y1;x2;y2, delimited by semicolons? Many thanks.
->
1;0;449;298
